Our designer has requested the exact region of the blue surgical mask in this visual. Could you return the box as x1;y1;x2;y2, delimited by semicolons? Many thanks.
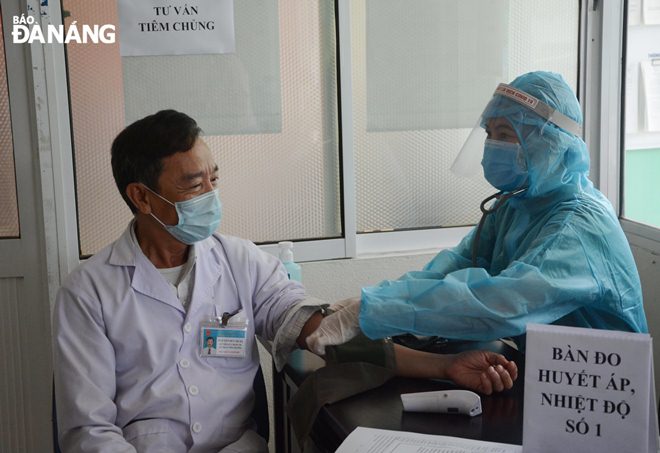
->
144;186;222;244
481;139;528;191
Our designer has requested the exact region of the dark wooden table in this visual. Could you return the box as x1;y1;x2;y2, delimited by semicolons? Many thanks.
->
280;340;525;452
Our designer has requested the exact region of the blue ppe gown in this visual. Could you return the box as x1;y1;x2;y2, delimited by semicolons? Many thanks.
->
359;72;648;345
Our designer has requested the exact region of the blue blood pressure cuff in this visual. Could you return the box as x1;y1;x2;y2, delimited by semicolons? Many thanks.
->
287;333;396;448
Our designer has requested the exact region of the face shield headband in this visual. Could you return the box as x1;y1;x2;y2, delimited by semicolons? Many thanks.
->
450;83;583;178
493;84;582;137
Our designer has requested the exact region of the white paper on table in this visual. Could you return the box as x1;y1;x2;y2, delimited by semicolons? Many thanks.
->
643;0;660;24
640;59;660;132
335;427;522;453
629;0;642;26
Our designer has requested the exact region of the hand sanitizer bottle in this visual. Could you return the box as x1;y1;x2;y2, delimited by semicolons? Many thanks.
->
278;241;302;282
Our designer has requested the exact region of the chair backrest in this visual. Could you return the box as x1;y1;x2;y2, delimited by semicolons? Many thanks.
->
252;365;270;442
52;383;62;453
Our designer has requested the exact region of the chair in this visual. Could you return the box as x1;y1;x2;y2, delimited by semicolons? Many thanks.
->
252;365;270;442
52;383;61;453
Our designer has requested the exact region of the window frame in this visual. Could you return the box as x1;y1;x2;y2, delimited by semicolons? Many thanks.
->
617;0;660;249
599;0;660;252
350;0;591;257
40;0;655;280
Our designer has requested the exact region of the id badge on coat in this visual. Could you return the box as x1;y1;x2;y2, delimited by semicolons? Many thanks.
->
200;310;249;358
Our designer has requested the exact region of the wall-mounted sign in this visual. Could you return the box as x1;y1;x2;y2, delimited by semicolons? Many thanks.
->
118;0;235;56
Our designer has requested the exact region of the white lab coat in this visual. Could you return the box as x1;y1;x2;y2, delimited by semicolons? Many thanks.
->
53;224;307;452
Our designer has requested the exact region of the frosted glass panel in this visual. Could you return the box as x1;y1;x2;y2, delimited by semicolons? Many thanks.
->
123;0;283;135
366;0;508;131
64;0;340;256
354;0;579;232
0;16;20;238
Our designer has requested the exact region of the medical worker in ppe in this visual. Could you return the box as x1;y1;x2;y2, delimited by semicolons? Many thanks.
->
54;110;518;453
307;71;648;355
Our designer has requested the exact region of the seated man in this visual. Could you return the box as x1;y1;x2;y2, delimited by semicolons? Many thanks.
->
53;110;517;453
307;71;648;355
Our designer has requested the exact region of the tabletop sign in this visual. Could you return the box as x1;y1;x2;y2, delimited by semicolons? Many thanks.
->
523;323;659;453
117;0;235;56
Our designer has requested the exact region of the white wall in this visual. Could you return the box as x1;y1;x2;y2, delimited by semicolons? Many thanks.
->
300;251;434;302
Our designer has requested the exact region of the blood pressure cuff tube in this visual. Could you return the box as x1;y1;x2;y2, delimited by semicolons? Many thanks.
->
286;334;396;448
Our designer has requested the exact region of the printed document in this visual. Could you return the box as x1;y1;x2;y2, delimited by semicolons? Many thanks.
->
336;427;522;453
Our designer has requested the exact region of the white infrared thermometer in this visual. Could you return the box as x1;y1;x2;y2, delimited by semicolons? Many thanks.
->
400;390;482;417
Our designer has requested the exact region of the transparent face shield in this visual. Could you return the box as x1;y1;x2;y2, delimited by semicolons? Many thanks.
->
450;83;583;180
451;83;583;267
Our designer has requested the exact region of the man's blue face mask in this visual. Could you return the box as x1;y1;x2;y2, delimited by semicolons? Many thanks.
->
481;139;528;192
144;185;222;244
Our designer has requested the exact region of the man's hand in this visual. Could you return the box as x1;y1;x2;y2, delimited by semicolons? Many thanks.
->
445;350;518;395
305;297;362;355
393;346;518;395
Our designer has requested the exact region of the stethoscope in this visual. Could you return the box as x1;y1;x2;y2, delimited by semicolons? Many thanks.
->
471;187;527;267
